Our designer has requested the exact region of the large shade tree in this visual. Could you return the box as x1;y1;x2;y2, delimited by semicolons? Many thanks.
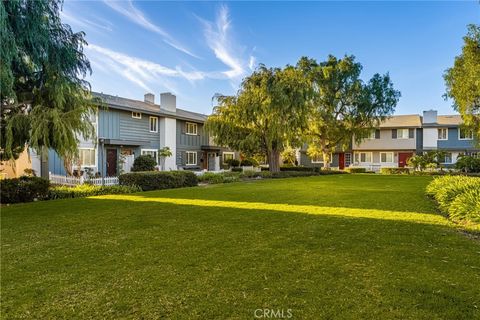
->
206;65;309;172
0;0;96;167
298;55;400;169
444;24;480;142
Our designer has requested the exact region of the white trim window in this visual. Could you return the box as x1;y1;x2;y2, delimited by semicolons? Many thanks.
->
222;152;234;164
141;149;158;164
186;151;197;165
185;122;198;135
437;128;448;140
380;152;394;163
368;130;377;139
78;148;96;167
149;116;158;132
354;152;372;163
132;112;142;119
442;152;453;164
459;128;473;140
397;128;409;139
311;153;332;164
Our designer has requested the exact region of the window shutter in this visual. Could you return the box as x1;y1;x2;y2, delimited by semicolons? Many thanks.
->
375;129;380;139
392;129;397;139
409;128;414;139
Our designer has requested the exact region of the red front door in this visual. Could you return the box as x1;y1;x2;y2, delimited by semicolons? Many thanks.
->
338;153;345;170
106;148;117;176
398;152;413;168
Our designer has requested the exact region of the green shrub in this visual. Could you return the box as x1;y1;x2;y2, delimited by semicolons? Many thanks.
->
455;155;480;173
426;176;480;225
198;172;241;184
280;166;317;172
131;155;157;172
0;177;50;204
231;167;243;172
240;158;259;167
226;158;240;167
49;184;141;200
345;167;367;173
448;188;480;223
119;171;197;191
380;167;410;175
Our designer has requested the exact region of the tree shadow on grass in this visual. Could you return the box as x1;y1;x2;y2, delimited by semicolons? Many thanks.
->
2;197;479;319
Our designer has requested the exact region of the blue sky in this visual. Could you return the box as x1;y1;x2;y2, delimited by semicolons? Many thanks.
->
62;1;479;115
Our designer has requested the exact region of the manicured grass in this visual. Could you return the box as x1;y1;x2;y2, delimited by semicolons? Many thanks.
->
2;175;479;319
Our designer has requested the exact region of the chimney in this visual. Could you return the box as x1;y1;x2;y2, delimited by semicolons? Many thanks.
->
160;92;176;112
423;110;437;124
144;93;155;104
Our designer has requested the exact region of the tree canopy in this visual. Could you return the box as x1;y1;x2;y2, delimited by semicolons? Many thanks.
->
444;24;480;141
0;0;97;161
298;55;400;168
205;65;310;172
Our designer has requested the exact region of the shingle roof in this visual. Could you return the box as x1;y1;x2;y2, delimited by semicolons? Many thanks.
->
436;115;463;126
379;115;422;128
93;92;207;123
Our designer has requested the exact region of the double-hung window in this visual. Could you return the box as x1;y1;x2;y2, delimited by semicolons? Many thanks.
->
442;152;453;164
222;152;234;164
311;153;332;163
78;148;96;167
149;117;158;132
459;128;473;140
185;122;198;135
397;128;409;139
437;128;448;140
380;152;394;163
186;151;197;165
354;152;372;163
141;149;158;164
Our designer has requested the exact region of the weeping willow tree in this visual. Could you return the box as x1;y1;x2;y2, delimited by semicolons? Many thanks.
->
206;65;309;172
0;0;97;172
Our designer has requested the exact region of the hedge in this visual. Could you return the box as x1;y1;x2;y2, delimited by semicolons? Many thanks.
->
197;172;241;184
119;171;198;191
344;167;367;173
426;175;480;225
48;184;141;200
380;167;410;175
1;177;50;204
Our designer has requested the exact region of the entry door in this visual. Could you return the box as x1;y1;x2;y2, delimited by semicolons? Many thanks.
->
398;152;413;168
338;153;345;170
208;152;216;171
106;148;117;176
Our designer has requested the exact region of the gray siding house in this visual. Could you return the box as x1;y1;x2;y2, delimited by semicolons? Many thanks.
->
48;92;237;176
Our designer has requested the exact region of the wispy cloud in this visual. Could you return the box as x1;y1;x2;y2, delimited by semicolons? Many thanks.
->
199;5;256;79
61;10;113;33
87;44;205;93
103;0;199;59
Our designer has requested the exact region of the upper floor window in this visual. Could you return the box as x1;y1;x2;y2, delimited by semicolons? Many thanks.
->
78;148;96;167
437;128;448;140
185;122;198;135
141;149;158;164
397;128;409;139
149;117;158;132
185;151;197;165
459;128;473;140
222;152;234;164
368;130;379;139
132;112;142;119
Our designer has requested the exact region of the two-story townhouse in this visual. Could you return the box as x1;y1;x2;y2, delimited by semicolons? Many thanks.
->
298;143;353;170
47;92;237;177
421;110;478;166
351;115;422;170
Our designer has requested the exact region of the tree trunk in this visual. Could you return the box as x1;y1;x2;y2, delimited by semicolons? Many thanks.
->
268;149;281;172
323;151;331;170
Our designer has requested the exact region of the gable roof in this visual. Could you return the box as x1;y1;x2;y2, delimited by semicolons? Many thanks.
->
93;92;207;123
379;115;422;128
437;115;462;126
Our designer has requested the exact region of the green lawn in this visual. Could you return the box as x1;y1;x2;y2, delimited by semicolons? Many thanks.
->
2;175;479;319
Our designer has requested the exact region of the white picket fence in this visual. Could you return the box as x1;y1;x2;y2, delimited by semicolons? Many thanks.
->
49;173;119;186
